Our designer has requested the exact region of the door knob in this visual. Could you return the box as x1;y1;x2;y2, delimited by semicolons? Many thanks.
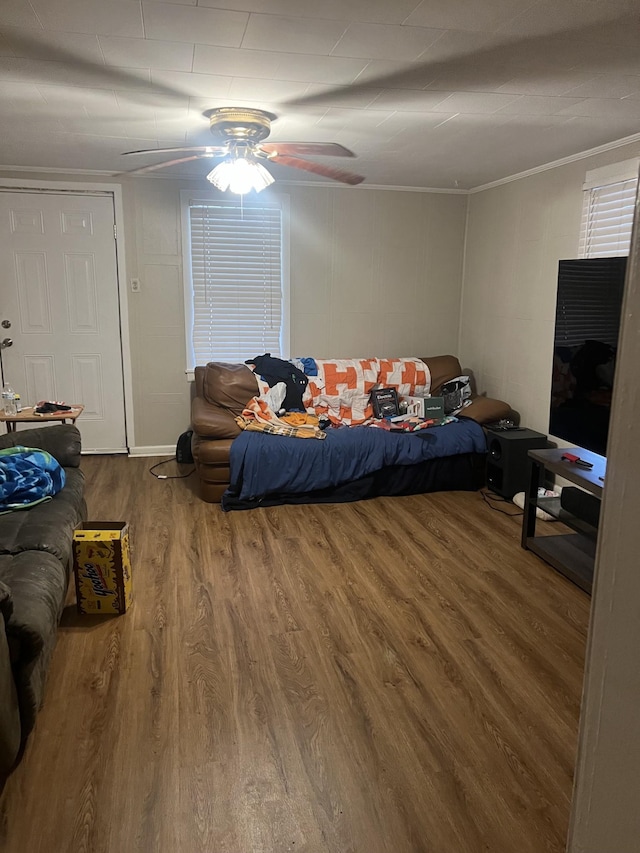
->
1;338;12;348
1;320;10;329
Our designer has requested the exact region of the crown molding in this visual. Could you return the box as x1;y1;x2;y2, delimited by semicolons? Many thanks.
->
5;130;640;194
273;179;469;194
469;132;640;193
0;163;466;192
125;172;469;193
0;164;117;177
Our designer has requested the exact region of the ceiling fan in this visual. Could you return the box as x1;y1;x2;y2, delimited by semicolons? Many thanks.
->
122;107;365;193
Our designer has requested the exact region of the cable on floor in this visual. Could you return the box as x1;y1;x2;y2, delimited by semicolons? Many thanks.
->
149;458;195;479
480;488;523;518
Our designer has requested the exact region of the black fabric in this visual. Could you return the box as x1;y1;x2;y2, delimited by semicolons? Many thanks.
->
34;403;72;414
0;612;20;776
223;452;486;510
0;578;12;622
245;353;308;411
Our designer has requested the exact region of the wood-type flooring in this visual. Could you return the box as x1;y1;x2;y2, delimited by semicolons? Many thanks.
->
0;456;590;853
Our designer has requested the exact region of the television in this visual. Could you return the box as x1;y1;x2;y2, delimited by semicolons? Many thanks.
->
549;257;627;456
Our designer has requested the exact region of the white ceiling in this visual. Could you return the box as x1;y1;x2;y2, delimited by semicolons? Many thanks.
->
1;0;639;190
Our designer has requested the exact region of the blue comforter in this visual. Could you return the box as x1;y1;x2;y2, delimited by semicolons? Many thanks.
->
225;418;486;503
0;445;66;512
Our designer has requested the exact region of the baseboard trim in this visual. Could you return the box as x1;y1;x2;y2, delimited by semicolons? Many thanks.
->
129;445;175;457
81;448;128;455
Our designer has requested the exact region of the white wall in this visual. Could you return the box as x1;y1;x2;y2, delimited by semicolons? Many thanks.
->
283;185;466;358
459;141;640;435
128;179;467;447
0;171;467;448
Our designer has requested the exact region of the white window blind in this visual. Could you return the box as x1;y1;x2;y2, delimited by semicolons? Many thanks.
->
579;177;638;258
188;198;285;365
555;258;626;348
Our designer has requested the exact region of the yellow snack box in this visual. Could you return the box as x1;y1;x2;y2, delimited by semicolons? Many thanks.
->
73;522;133;615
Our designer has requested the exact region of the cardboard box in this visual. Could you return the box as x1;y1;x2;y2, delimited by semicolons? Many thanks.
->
371;387;399;418
73;522;133;615
400;395;445;420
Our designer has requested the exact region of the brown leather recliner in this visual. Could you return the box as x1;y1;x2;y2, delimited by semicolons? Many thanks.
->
191;355;513;503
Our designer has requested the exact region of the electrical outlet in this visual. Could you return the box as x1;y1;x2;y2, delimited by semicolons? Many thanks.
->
131;278;141;292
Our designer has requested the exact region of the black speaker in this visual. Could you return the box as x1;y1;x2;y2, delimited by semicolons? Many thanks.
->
485;427;548;498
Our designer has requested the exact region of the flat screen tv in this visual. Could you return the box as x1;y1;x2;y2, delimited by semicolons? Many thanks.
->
549;257;627;456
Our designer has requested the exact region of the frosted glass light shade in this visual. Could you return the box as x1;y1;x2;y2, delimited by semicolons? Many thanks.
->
206;158;275;194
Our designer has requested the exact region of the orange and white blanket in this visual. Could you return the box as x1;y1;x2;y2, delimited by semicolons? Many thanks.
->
241;357;432;433
303;357;431;425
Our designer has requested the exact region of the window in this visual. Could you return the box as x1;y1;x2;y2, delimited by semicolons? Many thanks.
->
579;159;639;258
554;258;626;348
182;192;289;374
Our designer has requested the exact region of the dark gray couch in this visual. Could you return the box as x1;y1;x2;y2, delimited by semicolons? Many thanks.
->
0;425;86;777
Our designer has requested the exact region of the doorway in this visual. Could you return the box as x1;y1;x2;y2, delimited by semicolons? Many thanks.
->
0;189;128;452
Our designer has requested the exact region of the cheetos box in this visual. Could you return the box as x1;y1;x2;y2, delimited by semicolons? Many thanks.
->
73;522;133;615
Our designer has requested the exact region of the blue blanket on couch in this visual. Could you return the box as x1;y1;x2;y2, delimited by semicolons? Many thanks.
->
0;446;66;513
223;418;486;506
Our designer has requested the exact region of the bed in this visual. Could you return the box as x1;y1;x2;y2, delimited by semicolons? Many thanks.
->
221;417;487;510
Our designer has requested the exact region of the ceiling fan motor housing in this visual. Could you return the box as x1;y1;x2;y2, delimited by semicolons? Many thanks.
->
203;107;277;144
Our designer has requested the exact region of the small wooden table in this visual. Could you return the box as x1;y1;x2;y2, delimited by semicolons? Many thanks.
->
0;405;84;433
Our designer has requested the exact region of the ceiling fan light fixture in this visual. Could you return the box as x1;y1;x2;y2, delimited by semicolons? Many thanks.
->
206;157;274;195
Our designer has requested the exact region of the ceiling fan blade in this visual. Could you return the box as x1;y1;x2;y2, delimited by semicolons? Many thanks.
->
268;155;364;186
260;142;355;158
125;154;216;175
122;146;227;156
284;14;636;110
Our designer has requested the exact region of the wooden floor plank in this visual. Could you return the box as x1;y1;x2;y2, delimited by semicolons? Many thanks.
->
0;457;590;853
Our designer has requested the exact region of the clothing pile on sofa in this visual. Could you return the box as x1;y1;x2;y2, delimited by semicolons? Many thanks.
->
241;355;440;438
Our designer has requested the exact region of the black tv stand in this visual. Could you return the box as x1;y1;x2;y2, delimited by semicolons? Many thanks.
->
521;446;605;593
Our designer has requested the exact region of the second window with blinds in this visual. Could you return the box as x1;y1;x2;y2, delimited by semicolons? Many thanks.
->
579;158;638;258
182;192;290;375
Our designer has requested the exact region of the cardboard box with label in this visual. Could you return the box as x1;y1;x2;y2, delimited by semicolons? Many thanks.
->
400;395;445;420
73;522;133;615
371;387;399;418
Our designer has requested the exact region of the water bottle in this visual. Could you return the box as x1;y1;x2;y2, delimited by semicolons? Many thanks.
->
2;384;16;416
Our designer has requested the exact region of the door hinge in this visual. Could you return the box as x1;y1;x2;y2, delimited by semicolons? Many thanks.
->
113;223;117;240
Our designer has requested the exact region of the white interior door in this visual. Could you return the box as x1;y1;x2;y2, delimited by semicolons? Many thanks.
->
0;191;127;452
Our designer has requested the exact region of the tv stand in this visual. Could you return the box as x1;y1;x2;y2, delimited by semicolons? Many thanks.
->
521;446;605;593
